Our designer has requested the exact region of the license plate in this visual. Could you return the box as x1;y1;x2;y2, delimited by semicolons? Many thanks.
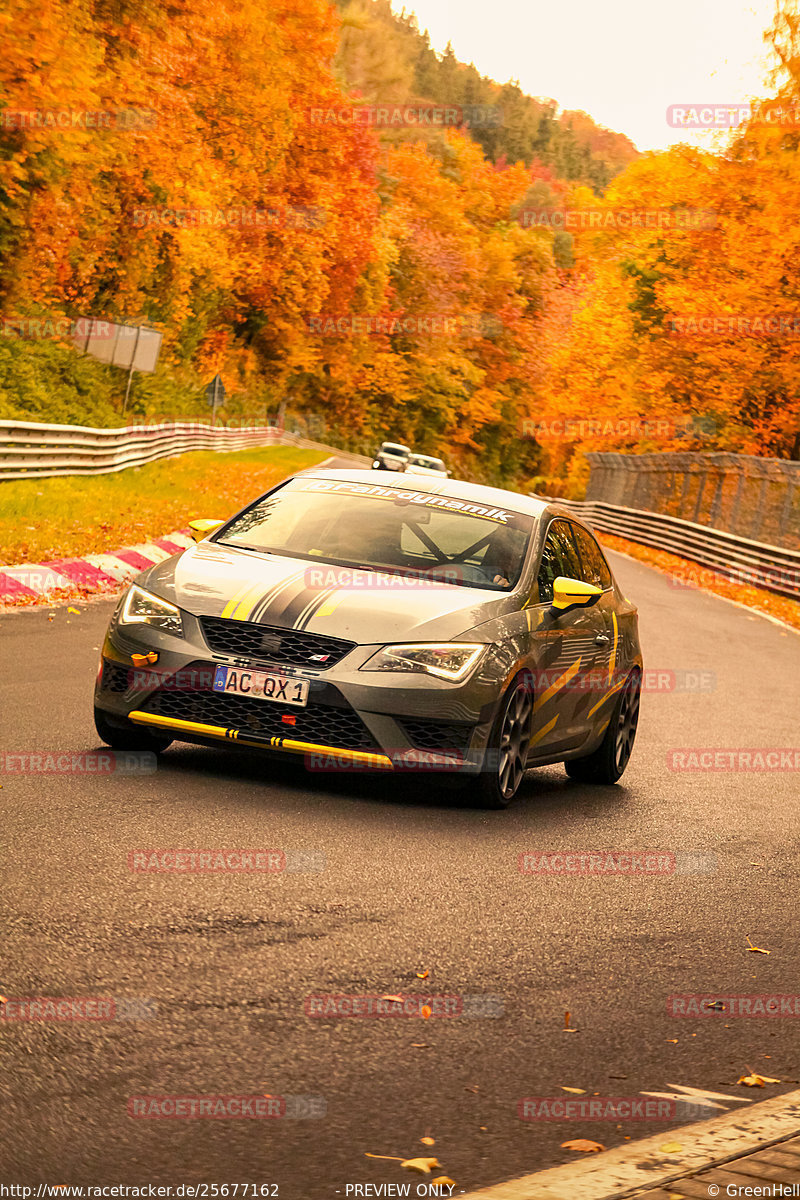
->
213;665;309;707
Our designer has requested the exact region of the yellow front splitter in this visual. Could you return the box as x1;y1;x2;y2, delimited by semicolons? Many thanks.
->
129;710;395;771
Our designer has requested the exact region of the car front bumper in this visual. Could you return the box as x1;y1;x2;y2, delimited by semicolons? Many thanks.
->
95;611;505;776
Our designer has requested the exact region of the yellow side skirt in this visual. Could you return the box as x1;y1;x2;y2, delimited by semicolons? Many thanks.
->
128;710;395;770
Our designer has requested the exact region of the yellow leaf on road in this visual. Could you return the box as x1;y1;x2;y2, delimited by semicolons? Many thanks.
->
561;1139;605;1153
420;1137;435;1146
560;1087;586;1094
737;1072;780;1087
431;1179;456;1192
401;1157;441;1174
746;936;771;954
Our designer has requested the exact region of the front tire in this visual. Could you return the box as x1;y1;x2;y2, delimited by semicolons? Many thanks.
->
471;671;534;809
94;705;173;754
565;669;640;784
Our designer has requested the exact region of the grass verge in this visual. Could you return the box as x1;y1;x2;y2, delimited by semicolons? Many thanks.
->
600;532;800;633
1;446;328;564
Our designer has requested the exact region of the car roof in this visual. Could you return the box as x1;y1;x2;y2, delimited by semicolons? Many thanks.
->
295;467;552;519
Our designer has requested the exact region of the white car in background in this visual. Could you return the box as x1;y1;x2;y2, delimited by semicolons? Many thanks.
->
404;453;449;478
372;442;411;472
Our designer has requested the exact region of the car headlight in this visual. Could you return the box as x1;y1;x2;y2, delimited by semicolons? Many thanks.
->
361;643;486;682
118;585;183;635
372;460;381;468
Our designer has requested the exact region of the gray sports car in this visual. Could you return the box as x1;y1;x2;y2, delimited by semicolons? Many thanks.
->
94;469;643;807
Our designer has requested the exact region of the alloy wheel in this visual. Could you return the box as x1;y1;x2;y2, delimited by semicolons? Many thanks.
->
614;673;641;773
497;679;534;799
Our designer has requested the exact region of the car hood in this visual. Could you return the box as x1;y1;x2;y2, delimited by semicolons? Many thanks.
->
140;541;514;643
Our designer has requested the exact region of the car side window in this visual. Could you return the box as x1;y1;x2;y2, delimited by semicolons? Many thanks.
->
571;524;613;590
537;519;583;603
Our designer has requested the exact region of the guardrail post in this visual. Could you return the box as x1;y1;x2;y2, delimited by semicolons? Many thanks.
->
691;463;708;524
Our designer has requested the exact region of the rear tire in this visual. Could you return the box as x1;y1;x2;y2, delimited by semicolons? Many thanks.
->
565;668;640;784
94;706;173;754
470;671;534;809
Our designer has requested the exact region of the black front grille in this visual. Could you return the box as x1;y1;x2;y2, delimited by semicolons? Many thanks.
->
200;617;355;670
101;660;131;693
142;684;377;751
398;719;475;753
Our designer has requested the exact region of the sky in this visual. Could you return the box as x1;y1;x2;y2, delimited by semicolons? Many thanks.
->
398;0;781;151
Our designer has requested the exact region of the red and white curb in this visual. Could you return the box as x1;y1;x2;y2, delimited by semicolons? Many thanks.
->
0;530;194;603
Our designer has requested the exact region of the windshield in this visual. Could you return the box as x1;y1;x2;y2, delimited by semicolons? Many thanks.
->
380;443;409;456
410;455;445;469
217;478;535;591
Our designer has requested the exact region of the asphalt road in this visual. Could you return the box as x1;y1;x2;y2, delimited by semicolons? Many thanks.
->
2;474;800;1197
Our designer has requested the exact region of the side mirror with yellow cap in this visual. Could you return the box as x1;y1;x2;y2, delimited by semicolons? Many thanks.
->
188;518;224;542
548;576;602;617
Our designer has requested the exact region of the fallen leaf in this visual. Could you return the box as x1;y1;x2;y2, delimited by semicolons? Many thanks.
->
381;995;404;1002
464;1086;479;1093
401;1157;441;1174
737;1072;780;1087
420;1137;435;1146
421;1005;432;1019
704;1001;725;1011
560;1087;586;1094
364;1154;403;1162
561;1139;605;1153
416;970;429;980
0;994;7;1003
411;1042;430;1048
660;1141;683;1153
746;936;771;955
67;606;81;614
431;1179;456;1192
666;1039;678;1043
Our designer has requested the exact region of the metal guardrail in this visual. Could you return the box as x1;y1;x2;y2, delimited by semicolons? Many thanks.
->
2;419;796;601
0;419;286;480
555;498;800;602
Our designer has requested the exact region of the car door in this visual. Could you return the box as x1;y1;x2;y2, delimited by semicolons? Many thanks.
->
531;518;610;752
569;520;621;724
